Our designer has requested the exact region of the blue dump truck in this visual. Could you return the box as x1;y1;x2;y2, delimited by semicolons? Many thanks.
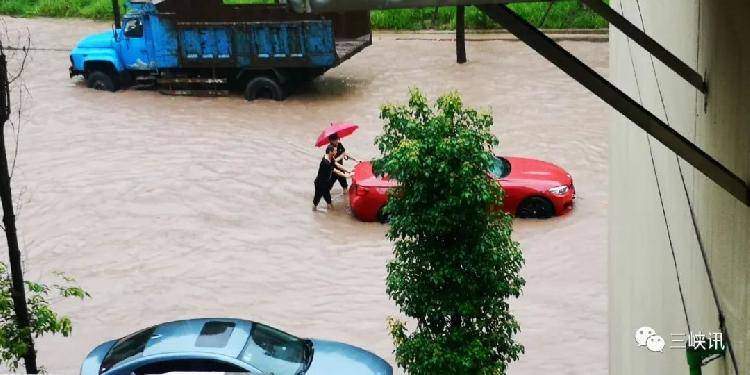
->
69;0;371;100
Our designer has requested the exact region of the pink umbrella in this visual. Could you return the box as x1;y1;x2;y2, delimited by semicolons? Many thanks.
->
315;122;359;147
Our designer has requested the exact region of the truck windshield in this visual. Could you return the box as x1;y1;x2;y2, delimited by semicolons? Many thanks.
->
100;326;157;373
238;323;307;375
123;18;143;38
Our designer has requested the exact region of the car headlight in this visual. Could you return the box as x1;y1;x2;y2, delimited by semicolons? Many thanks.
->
548;185;569;196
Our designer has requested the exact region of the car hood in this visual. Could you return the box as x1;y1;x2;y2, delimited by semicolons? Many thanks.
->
80;339;116;375
76;30;116;49
504;156;572;186
306;339;392;375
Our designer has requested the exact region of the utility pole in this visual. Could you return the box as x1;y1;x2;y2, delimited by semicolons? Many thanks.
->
111;0;121;29
456;5;467;63
0;44;38;374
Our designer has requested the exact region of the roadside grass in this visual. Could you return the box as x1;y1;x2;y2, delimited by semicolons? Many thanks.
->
1;0;114;19
1;0;607;29
372;3;607;30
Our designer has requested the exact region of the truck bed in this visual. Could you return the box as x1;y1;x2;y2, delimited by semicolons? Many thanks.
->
170;20;339;69
335;35;372;65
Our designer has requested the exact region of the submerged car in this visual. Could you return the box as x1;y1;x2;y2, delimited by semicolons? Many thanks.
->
349;156;575;222
81;318;392;375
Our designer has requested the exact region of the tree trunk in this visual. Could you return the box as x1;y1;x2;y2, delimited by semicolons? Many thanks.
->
0;49;38;374
456;5;467;64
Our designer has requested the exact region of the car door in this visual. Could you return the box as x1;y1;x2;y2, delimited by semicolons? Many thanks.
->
497;177;524;215
119;16;155;70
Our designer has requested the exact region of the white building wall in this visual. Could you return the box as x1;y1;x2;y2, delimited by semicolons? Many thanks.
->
609;0;749;374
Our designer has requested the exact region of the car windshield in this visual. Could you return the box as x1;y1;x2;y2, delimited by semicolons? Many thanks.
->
238;323;309;375
489;156;511;178
100;326;157;373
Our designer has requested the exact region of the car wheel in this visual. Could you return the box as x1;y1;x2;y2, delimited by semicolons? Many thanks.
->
244;76;286;101
86;70;119;92
377;206;390;224
516;196;555;219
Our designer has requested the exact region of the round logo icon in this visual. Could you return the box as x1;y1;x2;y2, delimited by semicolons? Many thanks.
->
635;326;656;346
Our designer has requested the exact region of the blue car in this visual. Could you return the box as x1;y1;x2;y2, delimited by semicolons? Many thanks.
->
81;318;392;375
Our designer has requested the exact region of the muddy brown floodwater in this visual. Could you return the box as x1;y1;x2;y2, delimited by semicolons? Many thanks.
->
1;17;609;374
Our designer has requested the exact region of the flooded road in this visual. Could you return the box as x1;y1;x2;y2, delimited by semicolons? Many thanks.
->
2;17;608;374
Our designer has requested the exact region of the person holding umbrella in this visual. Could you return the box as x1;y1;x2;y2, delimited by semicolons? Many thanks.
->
328;133;357;193
315;122;360;194
313;145;351;211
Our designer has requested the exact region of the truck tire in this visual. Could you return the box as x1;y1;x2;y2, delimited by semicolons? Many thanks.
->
86;70;119;92
244;76;286;101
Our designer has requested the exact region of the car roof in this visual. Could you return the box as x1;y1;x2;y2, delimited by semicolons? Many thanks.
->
143;318;253;358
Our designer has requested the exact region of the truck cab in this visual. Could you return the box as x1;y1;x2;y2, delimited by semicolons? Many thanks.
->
119;14;156;70
69;0;371;100
69;2;156;91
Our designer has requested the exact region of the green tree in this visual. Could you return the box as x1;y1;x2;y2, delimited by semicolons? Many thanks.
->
0;265;88;371
375;89;525;374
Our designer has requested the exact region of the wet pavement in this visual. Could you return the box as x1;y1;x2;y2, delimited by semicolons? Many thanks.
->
1;17;608;374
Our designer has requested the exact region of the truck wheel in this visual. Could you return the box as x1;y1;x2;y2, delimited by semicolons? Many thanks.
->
244;76;286;101
86;71;119;92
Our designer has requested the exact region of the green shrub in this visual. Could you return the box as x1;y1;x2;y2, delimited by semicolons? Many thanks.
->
32;0;87;17
79;0;116;19
0;0;31;16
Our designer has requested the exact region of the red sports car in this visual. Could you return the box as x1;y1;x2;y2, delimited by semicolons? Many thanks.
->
349;156;575;222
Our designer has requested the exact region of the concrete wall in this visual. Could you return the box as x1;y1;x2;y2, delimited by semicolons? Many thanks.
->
609;0;750;374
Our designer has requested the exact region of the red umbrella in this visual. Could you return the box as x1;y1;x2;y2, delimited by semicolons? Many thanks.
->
315;122;359;147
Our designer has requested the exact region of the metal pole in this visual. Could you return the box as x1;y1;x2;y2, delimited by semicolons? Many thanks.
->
580;0;706;93
476;4;749;206
456;5;467;64
0;49;38;374
111;0;121;29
